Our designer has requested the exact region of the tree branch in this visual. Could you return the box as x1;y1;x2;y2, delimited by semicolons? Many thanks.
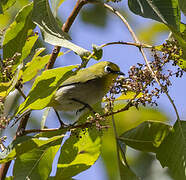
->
100;41;152;49
45;0;88;70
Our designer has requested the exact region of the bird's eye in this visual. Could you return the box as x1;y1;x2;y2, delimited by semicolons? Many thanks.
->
104;66;112;73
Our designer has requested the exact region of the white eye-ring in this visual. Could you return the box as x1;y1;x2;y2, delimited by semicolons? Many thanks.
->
104;66;112;73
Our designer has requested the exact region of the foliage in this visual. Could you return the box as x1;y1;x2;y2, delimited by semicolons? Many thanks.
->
0;0;186;180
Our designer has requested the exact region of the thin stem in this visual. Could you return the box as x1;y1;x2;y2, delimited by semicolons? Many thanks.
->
102;3;139;43
23;99;135;135
102;3;181;127
117;138;130;168
103;100;132;117
83;41;152;66
110;107;121;178
100;41;152;49
23;122;92;135
23;128;59;134
16;86;26;100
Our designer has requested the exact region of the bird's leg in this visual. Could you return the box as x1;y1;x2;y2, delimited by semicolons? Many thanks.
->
54;109;66;128
71;98;96;115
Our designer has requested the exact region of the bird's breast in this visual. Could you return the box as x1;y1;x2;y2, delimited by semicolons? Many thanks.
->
52;78;107;111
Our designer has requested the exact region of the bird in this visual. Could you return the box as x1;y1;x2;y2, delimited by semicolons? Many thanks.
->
13;61;124;127
49;61;124;114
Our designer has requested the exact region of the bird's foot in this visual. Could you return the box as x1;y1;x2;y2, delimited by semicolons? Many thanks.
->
71;98;96;115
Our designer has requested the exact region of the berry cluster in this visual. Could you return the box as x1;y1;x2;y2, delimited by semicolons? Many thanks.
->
107;40;184;109
0;100;10;129
0;52;21;82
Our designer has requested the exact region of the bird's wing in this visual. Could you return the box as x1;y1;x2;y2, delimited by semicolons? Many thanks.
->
60;67;102;87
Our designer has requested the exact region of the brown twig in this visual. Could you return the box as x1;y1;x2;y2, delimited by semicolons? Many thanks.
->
45;0;89;70
22;98;135;135
100;41;152;49
0;161;11;180
15;85;27;100
22;122;93;135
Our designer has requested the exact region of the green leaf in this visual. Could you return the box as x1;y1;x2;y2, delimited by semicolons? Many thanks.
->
0;0;16;14
113;102;168;135
92;44;103;60
179;0;186;15
13;136;62;180
119;159;140;180
80;5;107;27
137;22;169;44
3;2;35;60
5;177;14;180
101;122;120;179
118;140;140;180
119;121;172;152
0;129;65;164
50;0;66;18
128;0;180;31
55;128;101;179
115;92;143;101
0;136;32;163
32;0;89;57
101;103;168;180
35;128;66;138
156;120;186;180
17;65;77;114
22;48;63;83
12;32;39;73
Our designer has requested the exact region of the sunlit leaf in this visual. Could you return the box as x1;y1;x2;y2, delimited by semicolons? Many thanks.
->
0;129;65;164
137;22;169;44
113;102;168;135
0;0;16;14
21;48;63;83
12;32;39;73
0;81;11;98
50;0;66;17
177;58;186;70
55;128;101;179
5;177;13;180
32;0;89;57
3;2;35;60
17;65;77;114
115;92;143;101
13;136;62;180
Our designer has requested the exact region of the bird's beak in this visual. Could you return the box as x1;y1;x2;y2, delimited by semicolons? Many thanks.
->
114;71;125;76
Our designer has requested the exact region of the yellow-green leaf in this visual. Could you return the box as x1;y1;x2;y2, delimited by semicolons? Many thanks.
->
17;65;77;114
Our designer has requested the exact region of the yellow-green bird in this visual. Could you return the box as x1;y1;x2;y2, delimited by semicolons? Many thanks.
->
49;61;124;113
14;61;124;127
